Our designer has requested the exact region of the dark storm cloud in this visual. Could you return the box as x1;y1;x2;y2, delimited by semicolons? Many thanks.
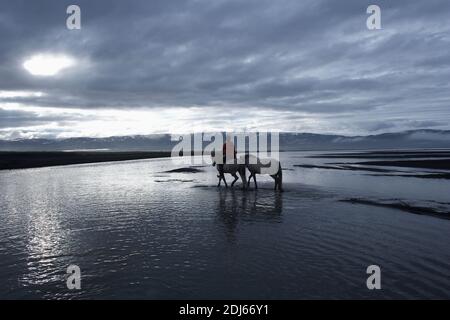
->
0;107;90;129
0;108;51;128
0;0;449;136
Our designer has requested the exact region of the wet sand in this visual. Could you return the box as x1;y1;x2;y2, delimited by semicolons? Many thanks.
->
340;198;450;220
293;164;393;172
352;159;450;170
0;151;172;170
308;150;450;159
296;150;450;179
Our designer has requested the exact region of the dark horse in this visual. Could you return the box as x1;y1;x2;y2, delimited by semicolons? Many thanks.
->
211;152;247;189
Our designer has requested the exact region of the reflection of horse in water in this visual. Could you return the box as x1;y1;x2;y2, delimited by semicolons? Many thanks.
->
216;188;283;242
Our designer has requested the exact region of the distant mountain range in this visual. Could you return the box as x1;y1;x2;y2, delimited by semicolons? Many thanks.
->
0;130;449;151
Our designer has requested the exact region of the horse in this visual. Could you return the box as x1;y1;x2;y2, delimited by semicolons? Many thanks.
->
244;154;283;191
211;152;247;189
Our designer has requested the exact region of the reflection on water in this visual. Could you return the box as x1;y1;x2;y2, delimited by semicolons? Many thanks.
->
0;152;449;299
216;189;283;242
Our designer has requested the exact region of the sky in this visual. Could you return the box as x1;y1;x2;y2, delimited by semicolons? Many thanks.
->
0;0;449;139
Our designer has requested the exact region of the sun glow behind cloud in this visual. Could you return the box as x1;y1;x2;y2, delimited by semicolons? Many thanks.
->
0;103;318;139
23;54;75;76
0;91;45;98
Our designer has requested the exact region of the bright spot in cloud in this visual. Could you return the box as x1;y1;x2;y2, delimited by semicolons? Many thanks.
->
23;54;75;76
0;90;45;98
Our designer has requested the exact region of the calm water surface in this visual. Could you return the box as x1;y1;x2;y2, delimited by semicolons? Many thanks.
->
1;151;449;299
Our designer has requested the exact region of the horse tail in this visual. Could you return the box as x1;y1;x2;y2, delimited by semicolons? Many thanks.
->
278;162;283;190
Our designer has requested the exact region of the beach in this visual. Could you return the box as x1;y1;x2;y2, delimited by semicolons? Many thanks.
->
0;151;171;170
1;149;449;299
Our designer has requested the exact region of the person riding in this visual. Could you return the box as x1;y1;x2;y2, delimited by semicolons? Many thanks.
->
222;136;237;164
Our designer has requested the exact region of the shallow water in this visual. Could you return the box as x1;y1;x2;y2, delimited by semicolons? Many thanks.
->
1;151;450;299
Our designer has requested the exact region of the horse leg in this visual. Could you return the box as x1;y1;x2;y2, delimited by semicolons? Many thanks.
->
253;174;257;189
223;176;228;188
217;165;224;187
239;170;247;189
231;173;238;187
247;173;252;188
271;174;278;190
274;165;283;191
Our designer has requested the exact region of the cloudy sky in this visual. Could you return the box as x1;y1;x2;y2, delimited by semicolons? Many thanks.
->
0;0;449;139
